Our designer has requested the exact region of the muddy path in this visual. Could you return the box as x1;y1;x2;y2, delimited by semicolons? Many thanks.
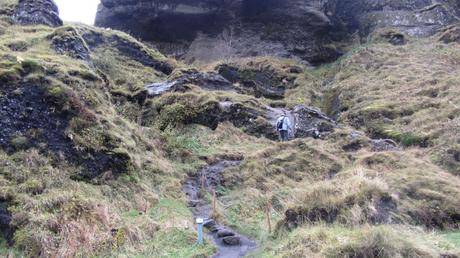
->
183;160;257;258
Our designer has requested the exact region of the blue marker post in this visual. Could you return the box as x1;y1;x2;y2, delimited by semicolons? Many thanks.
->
196;218;204;245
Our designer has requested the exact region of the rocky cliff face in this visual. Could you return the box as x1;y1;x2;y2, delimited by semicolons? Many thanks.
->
95;0;341;64
95;0;460;64
328;0;460;37
12;0;62;27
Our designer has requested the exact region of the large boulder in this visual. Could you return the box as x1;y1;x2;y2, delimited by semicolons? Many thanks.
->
12;0;63;27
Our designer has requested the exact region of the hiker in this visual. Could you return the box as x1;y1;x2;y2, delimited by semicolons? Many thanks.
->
276;111;292;142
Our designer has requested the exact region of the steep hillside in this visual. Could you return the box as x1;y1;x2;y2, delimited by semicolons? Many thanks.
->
0;0;459;257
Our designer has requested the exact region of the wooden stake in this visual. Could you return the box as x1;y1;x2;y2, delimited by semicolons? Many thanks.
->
201;173;206;190
212;189;217;216
266;201;272;234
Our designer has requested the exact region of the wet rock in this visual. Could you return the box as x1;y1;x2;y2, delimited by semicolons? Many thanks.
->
293;105;336;139
12;0;63;27
49;27;91;60
370;139;399;152
222;236;241;246
188;200;200;208
217;230;235;238
204;220;219;233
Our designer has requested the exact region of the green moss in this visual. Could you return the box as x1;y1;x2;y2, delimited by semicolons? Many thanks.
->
378;128;429;147
399;132;428;147
0;237;23;257
443;231;460;248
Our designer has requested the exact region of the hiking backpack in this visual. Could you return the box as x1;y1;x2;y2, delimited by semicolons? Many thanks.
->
277;116;285;130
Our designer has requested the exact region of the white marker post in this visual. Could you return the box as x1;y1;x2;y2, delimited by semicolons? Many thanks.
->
196;218;204;245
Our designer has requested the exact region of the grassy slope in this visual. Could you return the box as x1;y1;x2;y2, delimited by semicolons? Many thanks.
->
0;8;459;258
175;35;460;256
0;19;213;257
323;37;460;175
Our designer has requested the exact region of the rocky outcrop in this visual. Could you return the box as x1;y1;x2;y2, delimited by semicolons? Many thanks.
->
328;0;460;37
141;64;294;100
144;69;234;96
370;139;399;152
49;27;91;60
12;0;62;27
217;63;287;99
95;0;460;64
95;0;341;64
293;106;336;139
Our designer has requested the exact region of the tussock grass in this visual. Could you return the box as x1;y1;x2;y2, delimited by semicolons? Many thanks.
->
251;225;457;258
319;37;460;175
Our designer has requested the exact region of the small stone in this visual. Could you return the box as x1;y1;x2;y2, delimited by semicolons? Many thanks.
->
188;200;199;207
204;220;218;232
217;230;235;238
222;236;241;246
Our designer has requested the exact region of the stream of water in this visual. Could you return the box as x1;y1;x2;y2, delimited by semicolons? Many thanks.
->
183;160;257;258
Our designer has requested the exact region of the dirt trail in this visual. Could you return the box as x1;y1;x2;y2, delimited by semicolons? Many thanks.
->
183;160;257;258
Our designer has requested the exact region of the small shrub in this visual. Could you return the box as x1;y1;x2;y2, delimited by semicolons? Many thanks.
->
10;136;29;150
20;59;42;75
0;66;22;83
13;228;42;257
23;179;44;195
68;69;100;81
7;41;29;52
